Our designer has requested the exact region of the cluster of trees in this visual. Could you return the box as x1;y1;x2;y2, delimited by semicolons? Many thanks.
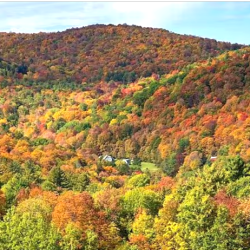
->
0;24;243;84
0;47;250;176
0;25;250;248
1;154;250;249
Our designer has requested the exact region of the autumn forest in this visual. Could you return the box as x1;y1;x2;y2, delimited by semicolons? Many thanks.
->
0;24;250;249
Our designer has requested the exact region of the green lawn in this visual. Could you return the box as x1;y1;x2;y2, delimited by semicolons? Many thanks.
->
141;162;159;172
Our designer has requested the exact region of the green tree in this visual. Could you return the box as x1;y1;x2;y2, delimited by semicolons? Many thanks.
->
127;174;150;188
224;155;249;181
131;210;155;240
2;174;29;206
115;160;130;175
161;153;177;177
177;186;216;249
122;188;162;216
22;160;42;184
84;230;98;250
60;223;83;250
48;166;69;189
73;173;90;192
0;208;61;250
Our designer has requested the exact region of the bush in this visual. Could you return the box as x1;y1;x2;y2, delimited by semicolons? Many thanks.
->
127;174;150;188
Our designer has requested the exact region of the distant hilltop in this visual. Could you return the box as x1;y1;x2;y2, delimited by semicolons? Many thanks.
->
0;24;244;84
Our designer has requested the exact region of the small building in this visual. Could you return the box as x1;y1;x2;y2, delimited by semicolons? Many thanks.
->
122;158;131;165
210;156;217;162
100;155;115;163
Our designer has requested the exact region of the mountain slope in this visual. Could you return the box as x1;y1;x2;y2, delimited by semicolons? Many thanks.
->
1;25;250;249
0;24;243;83
0;46;249;176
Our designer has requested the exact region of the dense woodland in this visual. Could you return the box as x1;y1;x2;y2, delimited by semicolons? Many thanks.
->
0;24;250;249
0;24;242;83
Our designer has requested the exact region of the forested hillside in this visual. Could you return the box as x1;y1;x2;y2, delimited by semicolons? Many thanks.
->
0;25;250;249
0;24;242;83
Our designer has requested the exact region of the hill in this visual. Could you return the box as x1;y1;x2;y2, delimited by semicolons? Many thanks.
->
0;44;249;173
0;24;243;84
1;25;250;249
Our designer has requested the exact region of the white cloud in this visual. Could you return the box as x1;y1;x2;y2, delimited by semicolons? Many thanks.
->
0;1;248;44
111;2;202;28
0;2;204;33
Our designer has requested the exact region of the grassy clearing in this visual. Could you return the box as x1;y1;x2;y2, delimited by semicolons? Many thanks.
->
141;162;159;172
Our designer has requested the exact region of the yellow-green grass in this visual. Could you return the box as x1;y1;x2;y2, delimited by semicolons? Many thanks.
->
141;162;159;172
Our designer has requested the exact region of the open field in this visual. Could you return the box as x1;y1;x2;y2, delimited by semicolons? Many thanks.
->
141;162;159;172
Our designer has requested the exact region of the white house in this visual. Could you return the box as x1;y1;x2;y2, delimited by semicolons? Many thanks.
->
100;155;115;163
122;158;131;165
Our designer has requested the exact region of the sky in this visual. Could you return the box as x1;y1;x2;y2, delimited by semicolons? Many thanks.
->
0;2;250;45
